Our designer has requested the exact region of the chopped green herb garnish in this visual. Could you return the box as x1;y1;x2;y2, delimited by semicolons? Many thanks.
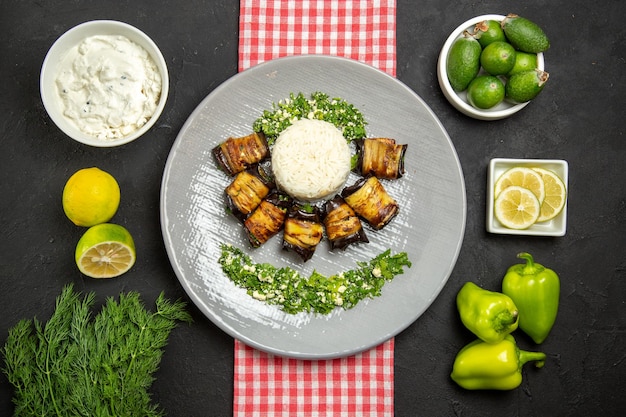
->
350;153;360;170
252;92;367;145
219;243;411;314
300;203;315;213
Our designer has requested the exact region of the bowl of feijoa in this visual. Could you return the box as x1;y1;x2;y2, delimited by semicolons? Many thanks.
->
437;14;550;120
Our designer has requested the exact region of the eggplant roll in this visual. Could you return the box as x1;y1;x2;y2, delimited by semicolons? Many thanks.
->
212;132;269;176
355;138;407;179
342;176;399;230
323;196;369;251
243;192;290;247
282;205;324;262
225;165;274;221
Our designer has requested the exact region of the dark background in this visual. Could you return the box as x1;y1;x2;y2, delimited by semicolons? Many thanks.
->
1;0;624;416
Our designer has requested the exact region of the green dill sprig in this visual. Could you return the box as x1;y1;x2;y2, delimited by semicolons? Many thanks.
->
1;284;192;417
218;243;411;315
252;92;367;145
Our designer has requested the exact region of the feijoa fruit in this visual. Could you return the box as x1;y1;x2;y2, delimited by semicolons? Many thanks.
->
446;31;482;92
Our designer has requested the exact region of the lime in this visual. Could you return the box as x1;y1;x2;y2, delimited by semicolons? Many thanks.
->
466;75;505;109
447;31;482;92
532;168;567;222
474;20;506;48
494;166;545;204
494;186;541;229
75;223;136;278
507;52;538;77
63;167;120;227
501;14;550;53
505;69;549;103
480;41;516;76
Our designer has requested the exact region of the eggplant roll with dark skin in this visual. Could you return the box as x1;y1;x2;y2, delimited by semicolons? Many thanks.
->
355;138;407;179
212;132;270;176
323;196;369;250
282;205;324;262
244;192;290;248
225;165;274;221
342;176;399;230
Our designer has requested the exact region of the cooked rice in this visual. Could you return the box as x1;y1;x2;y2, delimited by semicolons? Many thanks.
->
271;119;351;202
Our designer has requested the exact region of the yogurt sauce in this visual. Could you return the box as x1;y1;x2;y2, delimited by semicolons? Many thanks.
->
56;35;162;140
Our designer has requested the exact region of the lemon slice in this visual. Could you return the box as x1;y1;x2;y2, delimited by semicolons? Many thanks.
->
494;167;545;204
532;167;567;222
75;223;136;278
494;186;541;229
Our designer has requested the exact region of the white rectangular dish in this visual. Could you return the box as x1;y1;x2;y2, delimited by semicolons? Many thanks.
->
487;158;568;236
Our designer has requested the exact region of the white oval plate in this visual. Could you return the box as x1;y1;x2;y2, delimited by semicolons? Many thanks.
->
160;55;466;359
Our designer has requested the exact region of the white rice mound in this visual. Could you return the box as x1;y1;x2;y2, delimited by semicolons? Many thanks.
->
271;118;351;202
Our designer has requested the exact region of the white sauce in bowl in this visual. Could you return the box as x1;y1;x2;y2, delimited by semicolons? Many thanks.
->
55;35;162;140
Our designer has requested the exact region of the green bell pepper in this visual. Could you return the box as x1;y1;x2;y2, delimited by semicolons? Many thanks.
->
502;252;560;344
456;281;519;344
450;334;546;390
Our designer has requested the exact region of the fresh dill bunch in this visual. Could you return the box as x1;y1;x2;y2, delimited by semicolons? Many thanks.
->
1;284;192;417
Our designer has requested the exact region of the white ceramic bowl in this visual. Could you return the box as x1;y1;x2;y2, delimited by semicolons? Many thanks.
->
487;158;568;236
40;20;169;147
437;14;545;121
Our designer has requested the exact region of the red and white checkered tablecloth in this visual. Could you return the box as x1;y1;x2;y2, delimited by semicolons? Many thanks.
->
235;1;397;416
238;0;396;77
234;338;395;417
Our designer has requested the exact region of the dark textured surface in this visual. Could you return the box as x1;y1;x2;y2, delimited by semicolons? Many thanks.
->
1;0;624;415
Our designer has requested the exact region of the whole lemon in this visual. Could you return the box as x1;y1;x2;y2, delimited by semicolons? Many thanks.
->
62;167;120;227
